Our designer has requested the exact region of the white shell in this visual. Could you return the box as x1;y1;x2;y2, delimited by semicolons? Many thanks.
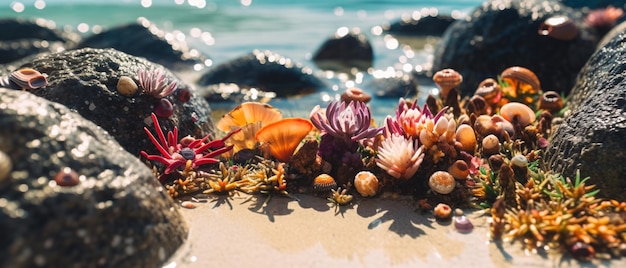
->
428;171;455;194
354;171;378;197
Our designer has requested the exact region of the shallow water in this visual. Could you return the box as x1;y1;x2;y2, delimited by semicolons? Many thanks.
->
1;0;484;122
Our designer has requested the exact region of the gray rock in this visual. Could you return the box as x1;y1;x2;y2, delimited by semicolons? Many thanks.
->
313;31;373;72
77;18;209;71
366;73;420;99
197;50;326;98
560;0;626;9
2;47;215;156
0;88;187;268
432;0;600;97
384;14;455;37
545;28;626;200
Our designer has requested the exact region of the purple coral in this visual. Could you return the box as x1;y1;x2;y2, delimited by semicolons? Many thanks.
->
138;68;178;98
141;113;239;178
310;100;381;142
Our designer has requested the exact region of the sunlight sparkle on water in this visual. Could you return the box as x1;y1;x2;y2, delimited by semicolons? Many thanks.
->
34;0;45;10
11;2;25;13
77;23;89;33
336;27;349;38
334;7;344;16
241;0;252;7
371;26;383;36
141;0;152;8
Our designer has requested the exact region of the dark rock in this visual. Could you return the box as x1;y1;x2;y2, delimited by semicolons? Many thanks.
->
0;88;187;267
366;72;419;99
384;14;456;37
3;47;214;156
0;18;80;64
198;49;326;98
312;31;373;71
77;18;209;71
432;0;600;97
560;0;626;9
545;29;626;200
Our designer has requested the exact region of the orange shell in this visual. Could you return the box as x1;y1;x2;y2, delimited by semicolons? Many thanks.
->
354;171;379;197
448;160;470;180
433;68;462;98
538;15;578;41
500;66;541;95
537;91;564;112
434;203;452;221
9;68;48;90
312;174;337;192
255;118;313;162
216;102;282;132
500;102;535;127
455;124;477;153
475;78;502;105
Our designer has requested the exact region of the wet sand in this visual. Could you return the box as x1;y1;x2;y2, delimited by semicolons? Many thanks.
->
167;194;619;268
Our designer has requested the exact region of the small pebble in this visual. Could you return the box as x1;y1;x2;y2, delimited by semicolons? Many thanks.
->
181;201;196;209
454;215;474;233
454;208;464;216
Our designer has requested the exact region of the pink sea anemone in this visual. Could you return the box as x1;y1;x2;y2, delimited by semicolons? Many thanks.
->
375;133;424;180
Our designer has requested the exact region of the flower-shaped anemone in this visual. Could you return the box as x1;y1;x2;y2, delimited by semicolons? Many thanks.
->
310;100;382;142
375;133;424;180
138;68;178;98
141;113;239;176
384;98;448;140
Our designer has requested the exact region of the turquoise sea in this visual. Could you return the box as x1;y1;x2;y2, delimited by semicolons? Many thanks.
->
1;0;484;123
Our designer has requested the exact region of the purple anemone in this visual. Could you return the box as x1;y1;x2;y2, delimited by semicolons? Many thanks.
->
310;100;382;142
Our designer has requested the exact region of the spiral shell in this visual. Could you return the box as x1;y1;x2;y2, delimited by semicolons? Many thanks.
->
537;91;563;112
433;68;462;99
354;171;378;197
428;171;456;194
500;102;536;127
117;76;138;97
8;68;48;90
313;174;337;192
538;15;579;41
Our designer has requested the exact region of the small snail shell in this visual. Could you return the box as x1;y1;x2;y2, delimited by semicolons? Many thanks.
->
537;91;563;112
117;76;139;97
538;15;579;41
475;78;502;106
9;68;48;90
428;171;456;194
433;203;452;221
500;102;535;127
448;160;470;180
433;68;462;99
354;171;378;197
313;174;337;192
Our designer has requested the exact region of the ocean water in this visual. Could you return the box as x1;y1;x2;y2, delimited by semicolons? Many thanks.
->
1;0;485;123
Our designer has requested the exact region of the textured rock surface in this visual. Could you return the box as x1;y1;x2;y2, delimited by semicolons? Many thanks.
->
545;29;626;200
312;31;373;71
0;88;187;268
432;0;600;97
77;18;209;71
384;14;455;37
1;47;215;156
198;49;326;98
0;18;80;64
560;0;626;8
365;73;420;99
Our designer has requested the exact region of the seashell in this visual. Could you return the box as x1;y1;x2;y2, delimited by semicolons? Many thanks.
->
481;134;501;156
224;121;263;156
473;115;498;137
500;102;535;127
54;167;80;187
9;68;48;90
466;95;490;116
255;118;313;162
500;66;541;94
181;201;196;209
454;215;474;233
491;115;515;138
216;102;283;133
433;68;462;99
537;91;563;112
428;171;456;194
433;203;452;221
312;174;337;192
154;98;174;118
455;124;477;153
448;160;470;180
538;15;579;41
510;154;528;168
0;151;12;182
354;171;378;197
475;78;502;106
116;76;138;97
340;87;371;103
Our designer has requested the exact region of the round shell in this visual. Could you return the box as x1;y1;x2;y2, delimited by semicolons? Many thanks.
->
537;91;563;112
538;15;579;41
0;150;12;182
340;87;371;103
354;171;379;197
428;171;455;194
312;174;337;192
54;167;80;187
481;134;501;156
475;78;502;105
117;76;139;97
448;160;470;180
455;124;476;153
433;203;452;221
510;154;529;168
433;68;462;99
500;102;535;127
500;66;541;93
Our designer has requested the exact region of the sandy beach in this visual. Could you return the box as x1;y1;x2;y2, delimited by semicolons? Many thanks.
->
164;193;620;268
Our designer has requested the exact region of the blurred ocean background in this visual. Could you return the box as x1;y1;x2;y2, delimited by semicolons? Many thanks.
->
1;0;484;123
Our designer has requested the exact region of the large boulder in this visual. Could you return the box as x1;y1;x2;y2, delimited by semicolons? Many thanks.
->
545;27;626;200
77;18;209;71
312;31;373;71
0;88;187;267
1;47;215;156
198;49;326;98
384;14;455;37
432;0;602;97
0;18;80;64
